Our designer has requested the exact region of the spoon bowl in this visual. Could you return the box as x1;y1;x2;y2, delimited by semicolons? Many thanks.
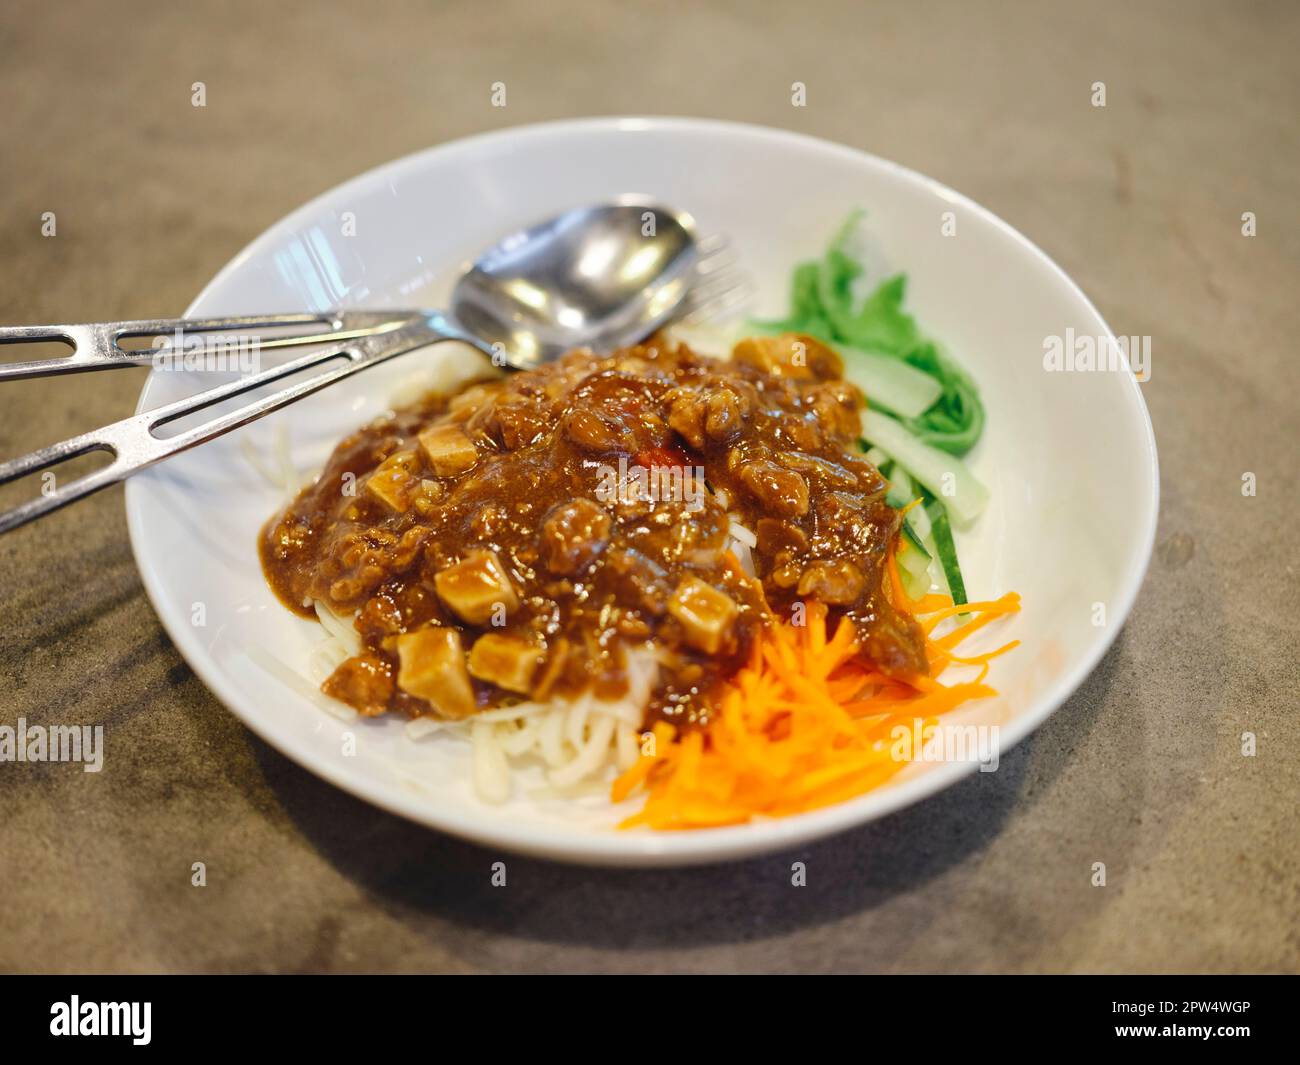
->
450;201;698;369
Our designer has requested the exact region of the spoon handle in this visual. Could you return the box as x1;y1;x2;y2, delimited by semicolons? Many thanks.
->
0;310;487;534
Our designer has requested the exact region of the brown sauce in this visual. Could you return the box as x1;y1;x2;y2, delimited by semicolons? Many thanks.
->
259;334;926;730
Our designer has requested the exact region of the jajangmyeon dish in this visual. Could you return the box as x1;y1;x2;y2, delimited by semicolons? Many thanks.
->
260;221;1019;829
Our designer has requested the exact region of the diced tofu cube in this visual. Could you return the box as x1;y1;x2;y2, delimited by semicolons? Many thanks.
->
434;549;520;626
468;633;542;694
418;423;479;476
364;450;421;512
395;627;476;718
668;577;738;654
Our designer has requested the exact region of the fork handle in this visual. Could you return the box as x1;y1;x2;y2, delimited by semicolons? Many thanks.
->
0;311;483;534
0;310;414;381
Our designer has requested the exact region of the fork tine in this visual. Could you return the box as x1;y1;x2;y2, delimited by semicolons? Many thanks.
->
688;266;751;303
681;293;752;325
696;232;730;257
694;249;738;278
682;271;755;324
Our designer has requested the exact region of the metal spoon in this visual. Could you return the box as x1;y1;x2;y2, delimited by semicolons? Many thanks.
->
453;200;699;369
0;201;717;533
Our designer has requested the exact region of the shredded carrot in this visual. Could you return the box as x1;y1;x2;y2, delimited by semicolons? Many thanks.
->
885;538;917;613
613;576;1022;830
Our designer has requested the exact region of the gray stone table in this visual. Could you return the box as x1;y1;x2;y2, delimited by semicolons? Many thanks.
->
0;0;1295;972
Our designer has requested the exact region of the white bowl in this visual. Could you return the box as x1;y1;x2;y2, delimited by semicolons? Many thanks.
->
126;117;1158;866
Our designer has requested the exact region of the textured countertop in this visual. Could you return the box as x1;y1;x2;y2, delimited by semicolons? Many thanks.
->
1;0;1296;973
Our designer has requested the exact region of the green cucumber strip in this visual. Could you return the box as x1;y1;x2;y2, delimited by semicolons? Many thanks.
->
860;409;989;526
896;531;934;598
884;463;914;509
840;346;942;419
900;518;930;559
880;462;931;560
925;498;968;607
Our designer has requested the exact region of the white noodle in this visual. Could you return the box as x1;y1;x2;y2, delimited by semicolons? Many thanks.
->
301;604;661;803
549;712;617;789
724;519;757;577
727;520;757;548
404;716;444;740
313;601;362;655
616;721;640;770
471;719;511;804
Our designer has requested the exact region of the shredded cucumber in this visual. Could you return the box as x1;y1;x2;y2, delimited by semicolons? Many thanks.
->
884;462;914;509
903;491;933;542
878;460;909;507
896;537;934;600
877;462;930;558
840;346;943;419
758;213;991;608
900;518;929;557
860;409;988;527
925;498;968;606
751;211;985;457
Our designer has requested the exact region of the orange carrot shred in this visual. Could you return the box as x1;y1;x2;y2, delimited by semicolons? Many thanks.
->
612;569;1022;830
